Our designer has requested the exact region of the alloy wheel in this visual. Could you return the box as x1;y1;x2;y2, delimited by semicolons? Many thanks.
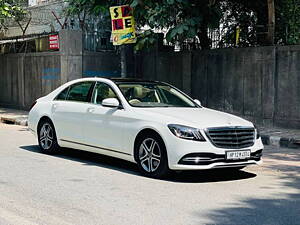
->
138;138;161;172
39;123;54;150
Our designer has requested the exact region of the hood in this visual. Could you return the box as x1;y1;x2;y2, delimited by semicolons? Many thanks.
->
134;107;253;129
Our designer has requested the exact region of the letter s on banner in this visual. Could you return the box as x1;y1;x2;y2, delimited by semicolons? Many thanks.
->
110;5;137;45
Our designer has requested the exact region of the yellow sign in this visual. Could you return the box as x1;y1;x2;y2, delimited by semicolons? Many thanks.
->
236;26;241;46
110;5;137;45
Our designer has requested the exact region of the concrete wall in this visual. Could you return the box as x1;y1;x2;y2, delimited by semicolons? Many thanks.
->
136;46;300;129
0;52;61;109
191;47;276;127
0;30;120;110
135;51;192;95
83;51;121;78
275;46;300;128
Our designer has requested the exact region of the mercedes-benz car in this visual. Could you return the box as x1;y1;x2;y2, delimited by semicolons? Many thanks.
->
28;77;263;178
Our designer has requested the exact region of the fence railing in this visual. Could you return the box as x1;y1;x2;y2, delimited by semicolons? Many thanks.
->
0;30;116;54
0;32;58;54
83;31;114;52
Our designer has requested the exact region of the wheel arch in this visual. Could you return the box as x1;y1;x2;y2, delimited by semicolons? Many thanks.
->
133;128;166;162
36;115;60;154
37;116;54;132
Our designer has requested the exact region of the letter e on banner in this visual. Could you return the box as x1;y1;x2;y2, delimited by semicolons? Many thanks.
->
110;5;136;45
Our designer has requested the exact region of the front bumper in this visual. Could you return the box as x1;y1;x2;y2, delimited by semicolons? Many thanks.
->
172;158;262;170
165;132;264;170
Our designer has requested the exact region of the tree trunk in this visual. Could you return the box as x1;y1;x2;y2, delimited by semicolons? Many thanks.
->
267;0;275;45
198;24;211;50
120;45;127;78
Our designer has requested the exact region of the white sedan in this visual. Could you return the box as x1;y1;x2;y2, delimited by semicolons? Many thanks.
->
28;77;263;178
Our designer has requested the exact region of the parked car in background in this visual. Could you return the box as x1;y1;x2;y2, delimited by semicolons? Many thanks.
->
28;78;263;178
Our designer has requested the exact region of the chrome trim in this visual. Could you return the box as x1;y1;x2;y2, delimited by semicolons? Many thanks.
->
59;139;132;156
205;126;255;149
182;157;220;162
213;162;257;168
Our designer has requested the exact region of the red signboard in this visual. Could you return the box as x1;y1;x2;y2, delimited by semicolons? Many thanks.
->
49;34;59;50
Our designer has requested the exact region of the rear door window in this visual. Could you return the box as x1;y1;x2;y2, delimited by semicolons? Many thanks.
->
66;82;94;102
55;87;69;101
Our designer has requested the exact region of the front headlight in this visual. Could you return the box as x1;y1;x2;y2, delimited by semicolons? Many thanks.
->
168;124;206;141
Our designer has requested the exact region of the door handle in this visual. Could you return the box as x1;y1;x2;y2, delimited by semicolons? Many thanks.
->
87;107;95;113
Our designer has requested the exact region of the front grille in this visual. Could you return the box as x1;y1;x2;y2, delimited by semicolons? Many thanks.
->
205;126;255;149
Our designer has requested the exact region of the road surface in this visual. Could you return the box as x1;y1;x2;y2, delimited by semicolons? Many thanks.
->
0;123;299;225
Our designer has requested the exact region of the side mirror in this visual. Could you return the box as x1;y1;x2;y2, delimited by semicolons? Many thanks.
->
194;99;202;106
102;98;120;108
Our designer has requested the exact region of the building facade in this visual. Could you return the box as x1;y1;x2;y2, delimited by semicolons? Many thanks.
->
2;0;65;38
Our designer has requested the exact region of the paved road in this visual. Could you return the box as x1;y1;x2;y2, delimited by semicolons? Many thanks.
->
0;123;299;225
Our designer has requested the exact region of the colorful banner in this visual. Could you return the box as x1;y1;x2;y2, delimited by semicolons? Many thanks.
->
110;5;137;45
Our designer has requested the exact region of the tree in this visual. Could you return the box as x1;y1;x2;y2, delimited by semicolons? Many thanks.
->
64;0;94;30
218;1;258;48
267;0;275;44
130;0;222;50
275;0;300;45
64;0;300;49
64;0;222;50
221;0;300;46
63;0;112;31
0;0;26;32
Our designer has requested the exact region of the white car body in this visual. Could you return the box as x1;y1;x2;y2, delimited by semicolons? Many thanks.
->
28;77;263;171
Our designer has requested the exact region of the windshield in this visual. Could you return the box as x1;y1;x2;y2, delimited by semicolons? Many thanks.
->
117;82;198;108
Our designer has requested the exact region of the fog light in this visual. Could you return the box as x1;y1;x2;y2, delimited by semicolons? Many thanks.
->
182;157;212;163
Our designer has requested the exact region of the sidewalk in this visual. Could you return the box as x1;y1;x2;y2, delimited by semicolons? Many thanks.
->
260;126;300;149
0;108;28;126
1;107;300;149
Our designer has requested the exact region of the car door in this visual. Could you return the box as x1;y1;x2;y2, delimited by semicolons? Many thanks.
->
83;82;126;154
52;81;95;143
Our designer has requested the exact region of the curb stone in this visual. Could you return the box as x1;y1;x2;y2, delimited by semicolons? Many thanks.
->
15;118;28;126
261;134;300;149
0;117;28;127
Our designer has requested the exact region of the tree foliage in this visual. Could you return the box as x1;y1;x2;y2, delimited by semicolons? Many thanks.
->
64;0;99;30
218;1;258;48
63;0;300;49
130;0;222;50
0;0;26;31
64;0;222;49
276;0;300;44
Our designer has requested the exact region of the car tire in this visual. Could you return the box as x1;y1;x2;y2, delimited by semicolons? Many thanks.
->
136;133;170;179
37;119;60;154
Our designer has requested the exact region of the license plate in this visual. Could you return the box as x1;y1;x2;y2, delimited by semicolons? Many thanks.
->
226;150;251;160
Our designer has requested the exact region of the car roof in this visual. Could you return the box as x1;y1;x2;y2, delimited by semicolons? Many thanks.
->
75;77;163;84
109;77;161;84
67;77;166;86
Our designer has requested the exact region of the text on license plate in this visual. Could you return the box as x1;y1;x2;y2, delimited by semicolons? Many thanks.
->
226;150;251;160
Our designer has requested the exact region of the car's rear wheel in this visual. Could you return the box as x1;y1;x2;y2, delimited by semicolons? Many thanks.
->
136;134;170;178
37;119;60;154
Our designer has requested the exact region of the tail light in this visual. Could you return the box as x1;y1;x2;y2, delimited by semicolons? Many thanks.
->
29;101;37;111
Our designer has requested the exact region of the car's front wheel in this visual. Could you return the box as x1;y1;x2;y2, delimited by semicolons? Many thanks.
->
37;119;60;154
136;134;170;178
